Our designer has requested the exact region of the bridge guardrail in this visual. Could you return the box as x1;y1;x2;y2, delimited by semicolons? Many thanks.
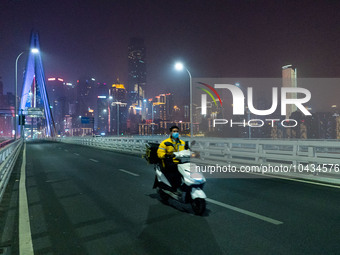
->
0;138;14;149
189;138;340;182
0;139;23;203
58;136;340;184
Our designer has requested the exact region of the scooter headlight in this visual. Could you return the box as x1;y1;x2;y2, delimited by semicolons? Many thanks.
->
191;173;205;183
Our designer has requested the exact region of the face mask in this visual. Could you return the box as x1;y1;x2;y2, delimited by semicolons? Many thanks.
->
172;132;179;139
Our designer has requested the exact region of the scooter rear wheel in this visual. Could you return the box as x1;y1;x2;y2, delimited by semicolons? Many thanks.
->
191;198;206;215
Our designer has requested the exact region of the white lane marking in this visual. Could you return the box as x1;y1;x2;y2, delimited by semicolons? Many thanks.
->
118;169;140;177
19;143;34;254
89;159;99;163
206;198;283;225
73;153;79;156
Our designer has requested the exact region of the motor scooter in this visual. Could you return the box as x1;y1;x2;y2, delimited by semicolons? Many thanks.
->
152;149;206;215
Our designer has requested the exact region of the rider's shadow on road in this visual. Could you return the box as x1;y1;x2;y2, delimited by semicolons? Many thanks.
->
148;193;211;216
136;195;224;255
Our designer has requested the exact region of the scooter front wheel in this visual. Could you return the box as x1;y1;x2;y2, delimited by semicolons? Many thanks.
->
191;198;206;215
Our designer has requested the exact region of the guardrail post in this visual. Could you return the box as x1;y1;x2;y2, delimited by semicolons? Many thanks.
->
308;146;317;175
258;143;265;164
223;142;231;162
293;143;298;166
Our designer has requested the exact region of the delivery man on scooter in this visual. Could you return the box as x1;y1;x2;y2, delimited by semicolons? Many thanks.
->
157;125;186;192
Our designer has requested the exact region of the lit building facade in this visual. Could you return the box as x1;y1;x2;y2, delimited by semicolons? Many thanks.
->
0;78;15;137
95;83;109;135
282;65;297;119
127;38;146;110
46;77;66;135
110;83;128;135
75;77;97;119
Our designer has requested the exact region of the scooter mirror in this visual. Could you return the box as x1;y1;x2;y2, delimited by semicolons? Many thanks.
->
185;141;190;150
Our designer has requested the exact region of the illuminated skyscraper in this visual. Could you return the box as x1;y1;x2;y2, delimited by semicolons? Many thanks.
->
111;83;127;103
110;83;128;135
127;38;146;111
76;77;97;118
282;65;297;118
46;77;65;135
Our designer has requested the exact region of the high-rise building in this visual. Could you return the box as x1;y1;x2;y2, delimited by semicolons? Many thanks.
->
109;83;128;135
282;65;297;119
95;83;109;135
111;83;127;103
127;38;146;110
0;78;14;137
75;77;97;118
152;93;174;121
46;77;66;135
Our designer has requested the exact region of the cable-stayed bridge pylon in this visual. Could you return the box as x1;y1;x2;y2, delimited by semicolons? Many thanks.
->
19;31;55;138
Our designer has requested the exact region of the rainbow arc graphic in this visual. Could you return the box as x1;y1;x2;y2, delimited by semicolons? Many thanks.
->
197;82;222;115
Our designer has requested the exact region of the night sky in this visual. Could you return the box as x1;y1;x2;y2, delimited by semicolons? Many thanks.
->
1;0;340;104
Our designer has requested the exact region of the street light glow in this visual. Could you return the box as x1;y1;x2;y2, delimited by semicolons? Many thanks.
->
175;62;184;71
31;48;39;54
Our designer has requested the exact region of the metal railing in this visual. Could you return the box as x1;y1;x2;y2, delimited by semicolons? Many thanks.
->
58;136;340;183
0;139;23;203
0;138;14;149
189;138;340;179
58;136;169;155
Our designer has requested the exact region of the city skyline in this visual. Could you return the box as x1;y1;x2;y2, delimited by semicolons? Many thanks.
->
1;0;340;101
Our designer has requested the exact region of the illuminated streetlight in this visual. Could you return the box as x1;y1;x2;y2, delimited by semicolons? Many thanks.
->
174;62;193;137
174;62;184;71
31;48;39;54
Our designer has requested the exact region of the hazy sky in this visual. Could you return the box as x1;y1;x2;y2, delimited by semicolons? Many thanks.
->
1;0;340;103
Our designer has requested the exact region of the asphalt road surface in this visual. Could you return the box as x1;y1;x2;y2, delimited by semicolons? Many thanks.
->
1;140;340;254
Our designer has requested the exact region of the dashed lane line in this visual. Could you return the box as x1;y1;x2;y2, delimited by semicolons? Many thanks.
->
206;198;283;225
118;169;140;177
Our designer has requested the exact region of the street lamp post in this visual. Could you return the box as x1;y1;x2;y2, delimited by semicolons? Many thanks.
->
151;103;154;136
235;82;251;138
15;52;25;140
117;104;119;136
175;62;193;138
